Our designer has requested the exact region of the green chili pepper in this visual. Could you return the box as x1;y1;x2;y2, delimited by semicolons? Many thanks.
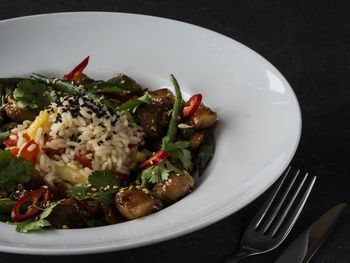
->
31;73;80;95
197;129;215;176
165;74;183;143
31;73;117;110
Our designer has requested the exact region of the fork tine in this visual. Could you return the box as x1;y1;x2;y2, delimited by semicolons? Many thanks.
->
273;175;316;239
269;172;309;236
251;166;291;229
260;170;300;233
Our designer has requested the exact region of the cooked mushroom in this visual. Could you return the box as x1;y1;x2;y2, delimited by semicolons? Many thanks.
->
137;103;171;140
189;130;205;150
153;171;194;202
102;203;126;224
2;93;36;123
148;88;175;108
47;198;90;229
189;104;217;130
115;188;162;220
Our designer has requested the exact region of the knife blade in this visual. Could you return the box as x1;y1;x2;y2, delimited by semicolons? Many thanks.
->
274;203;347;263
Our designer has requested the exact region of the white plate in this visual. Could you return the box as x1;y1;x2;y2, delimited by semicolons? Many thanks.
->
0;12;301;255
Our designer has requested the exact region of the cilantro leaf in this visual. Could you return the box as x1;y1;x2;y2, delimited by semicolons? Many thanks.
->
7;201;62;233
69;171;120;204
116;93;151;113
0;150;33;191
161;137;193;170
141;159;183;187
14;80;57;110
0;131;9;144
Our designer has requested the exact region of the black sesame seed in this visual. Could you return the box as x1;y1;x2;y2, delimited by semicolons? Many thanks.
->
77;139;82;143
113;131;117;135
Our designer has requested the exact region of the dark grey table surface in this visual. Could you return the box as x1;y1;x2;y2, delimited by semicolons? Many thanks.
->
0;1;349;262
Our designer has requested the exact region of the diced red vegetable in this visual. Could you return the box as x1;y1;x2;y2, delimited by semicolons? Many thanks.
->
76;155;92;169
83;198;100;214
18;140;39;165
64;56;90;82
11;187;51;222
139;150;169;169
183;94;202;119
9;147;19;157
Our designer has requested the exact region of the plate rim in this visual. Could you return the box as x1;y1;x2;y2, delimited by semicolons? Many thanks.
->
0;11;302;255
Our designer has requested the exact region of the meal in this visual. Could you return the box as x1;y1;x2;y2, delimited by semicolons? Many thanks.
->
0;57;217;232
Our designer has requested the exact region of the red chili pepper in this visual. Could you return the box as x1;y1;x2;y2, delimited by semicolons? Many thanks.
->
139;150;169;169
18;140;39;165
83;198;100;214
64;56;90;82
76;155;92;169
183;94;202;119
11;188;51;222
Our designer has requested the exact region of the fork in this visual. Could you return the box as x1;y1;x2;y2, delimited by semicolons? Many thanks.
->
224;167;317;263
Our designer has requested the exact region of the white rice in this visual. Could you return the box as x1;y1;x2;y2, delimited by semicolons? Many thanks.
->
12;95;143;186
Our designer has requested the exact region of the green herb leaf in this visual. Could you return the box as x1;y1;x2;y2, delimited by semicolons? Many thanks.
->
69;171;120;205
7;201;62;233
141;159;183;187
106;75;133;90
161;137;193;170
8;218;51;233
0;150;33;191
116;93;151;113
14;80;57;110
0;131;9;144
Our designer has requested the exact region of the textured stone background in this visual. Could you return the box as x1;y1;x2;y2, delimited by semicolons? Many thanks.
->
0;1;349;262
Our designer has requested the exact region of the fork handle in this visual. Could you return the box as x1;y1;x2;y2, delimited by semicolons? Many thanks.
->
223;248;253;263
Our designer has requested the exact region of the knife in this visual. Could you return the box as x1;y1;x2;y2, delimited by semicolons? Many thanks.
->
274;203;347;263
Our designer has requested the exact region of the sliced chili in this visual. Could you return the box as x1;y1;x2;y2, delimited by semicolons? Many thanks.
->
11;188;51;222
83;198;100;214
64;56;90;82
139;150;169;169
183;94;202;119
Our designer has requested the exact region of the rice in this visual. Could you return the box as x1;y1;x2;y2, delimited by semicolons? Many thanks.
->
12;95;143;186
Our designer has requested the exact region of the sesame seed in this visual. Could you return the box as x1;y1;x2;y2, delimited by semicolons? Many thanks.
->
62;225;69;229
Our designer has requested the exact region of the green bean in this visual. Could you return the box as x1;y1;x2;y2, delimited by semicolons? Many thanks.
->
0;199;16;214
30;73;80;96
165;74;183;142
197;129;215;176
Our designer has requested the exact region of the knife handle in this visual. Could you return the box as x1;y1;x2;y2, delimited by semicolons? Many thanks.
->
223;247;254;263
